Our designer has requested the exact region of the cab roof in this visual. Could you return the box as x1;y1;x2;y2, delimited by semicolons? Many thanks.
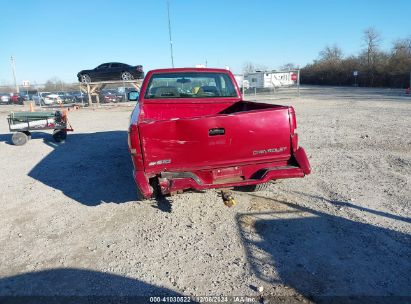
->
148;67;232;74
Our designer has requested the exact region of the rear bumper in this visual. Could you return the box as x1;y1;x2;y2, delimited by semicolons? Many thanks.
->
158;165;305;195
133;147;311;198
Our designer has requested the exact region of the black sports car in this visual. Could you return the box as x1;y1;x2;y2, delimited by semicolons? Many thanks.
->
77;62;144;83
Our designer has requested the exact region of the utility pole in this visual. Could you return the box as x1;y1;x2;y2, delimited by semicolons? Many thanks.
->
167;0;174;68
10;56;19;93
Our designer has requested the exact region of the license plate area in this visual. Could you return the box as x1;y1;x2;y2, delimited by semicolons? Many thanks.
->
212;166;243;183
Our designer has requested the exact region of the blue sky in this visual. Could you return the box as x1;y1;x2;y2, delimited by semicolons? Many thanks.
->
0;0;410;84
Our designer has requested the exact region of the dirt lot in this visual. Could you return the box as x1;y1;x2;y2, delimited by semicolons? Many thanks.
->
0;87;410;301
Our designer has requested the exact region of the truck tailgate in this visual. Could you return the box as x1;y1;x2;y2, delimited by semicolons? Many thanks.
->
139;107;292;172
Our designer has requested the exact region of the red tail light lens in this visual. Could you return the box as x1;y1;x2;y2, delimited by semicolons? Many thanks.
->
289;107;297;134
128;125;137;150
289;107;298;151
128;124;144;169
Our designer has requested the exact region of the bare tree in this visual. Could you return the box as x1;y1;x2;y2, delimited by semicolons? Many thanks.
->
390;37;411;86
43;77;66;92
319;44;343;62
392;37;411;56
242;62;255;74
280;63;298;70
363;27;381;66
0;84;14;93
361;27;383;86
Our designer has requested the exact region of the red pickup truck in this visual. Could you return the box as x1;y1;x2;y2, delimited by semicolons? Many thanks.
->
128;68;310;198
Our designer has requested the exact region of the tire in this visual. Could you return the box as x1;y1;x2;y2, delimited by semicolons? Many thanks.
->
254;182;270;191
23;131;32;140
121;71;134;81
235;182;270;192
53;130;67;142
12;132;29;146
80;74;91;83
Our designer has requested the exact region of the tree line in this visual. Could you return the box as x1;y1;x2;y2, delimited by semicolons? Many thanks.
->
300;28;411;88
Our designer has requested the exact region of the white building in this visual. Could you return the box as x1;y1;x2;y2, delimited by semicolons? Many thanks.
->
245;71;298;88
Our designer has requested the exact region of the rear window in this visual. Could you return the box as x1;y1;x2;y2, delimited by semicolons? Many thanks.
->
145;72;237;99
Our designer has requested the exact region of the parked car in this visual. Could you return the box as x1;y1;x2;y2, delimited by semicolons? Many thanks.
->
69;91;86;103
23;90;39;101
0;93;11;104
44;94;62;105
99;89;122;103
57;92;75;103
127;68;311;199
33;92;61;105
77;62;144;83
33;92;48;105
20;93;31;101
10;93;25;105
113;89;126;102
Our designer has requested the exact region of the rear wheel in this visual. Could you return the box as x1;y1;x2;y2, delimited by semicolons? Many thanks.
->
81;74;91;83
121;71;134;81
23;131;32;140
12;132;29;146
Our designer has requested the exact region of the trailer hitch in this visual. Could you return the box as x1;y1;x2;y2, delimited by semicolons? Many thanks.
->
221;190;236;207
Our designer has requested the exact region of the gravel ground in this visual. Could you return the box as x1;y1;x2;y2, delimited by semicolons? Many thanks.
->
0;87;410;301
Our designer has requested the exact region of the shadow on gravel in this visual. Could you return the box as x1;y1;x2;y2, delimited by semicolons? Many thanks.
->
0;133;13;145
237;195;411;297
28;131;139;206
293;191;411;224
152;196;173;213
0;268;183;302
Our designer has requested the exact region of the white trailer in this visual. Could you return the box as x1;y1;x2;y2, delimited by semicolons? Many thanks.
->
245;70;299;88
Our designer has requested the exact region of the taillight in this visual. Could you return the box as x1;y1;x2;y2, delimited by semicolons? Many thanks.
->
128;124;138;151
289;107;298;152
128;124;144;169
289;107;297;134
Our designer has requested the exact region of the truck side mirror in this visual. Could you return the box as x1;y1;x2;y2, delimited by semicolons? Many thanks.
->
128;91;139;101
